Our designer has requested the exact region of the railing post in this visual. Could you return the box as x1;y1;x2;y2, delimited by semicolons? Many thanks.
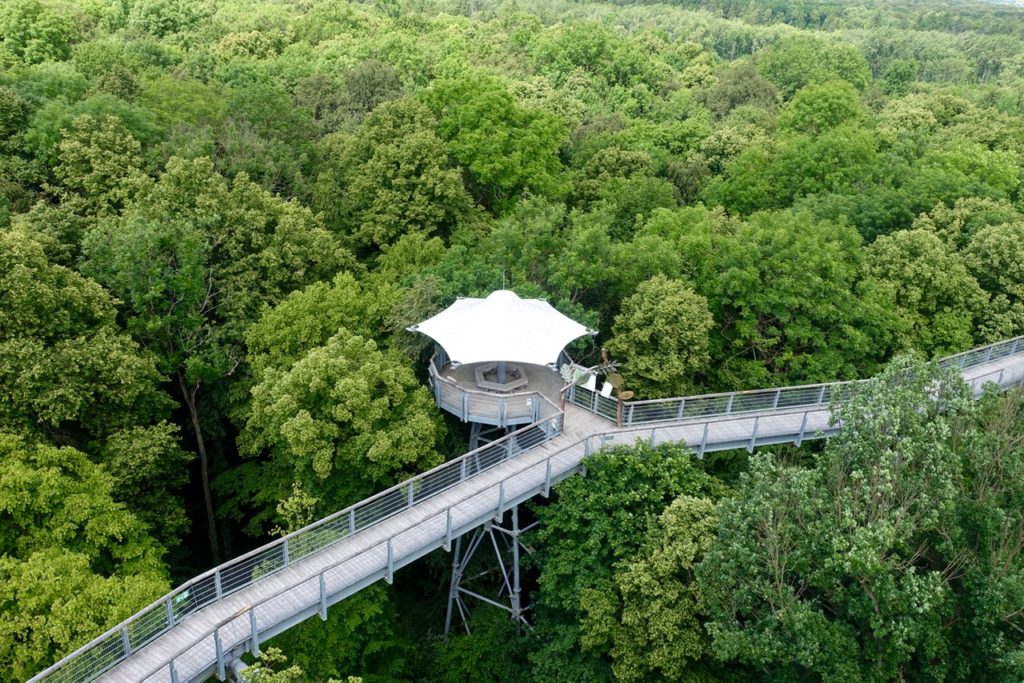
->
348;509;356;535
120;625;132;657
772;389;781;409
249;608;260;656
748;417;760;453
1013;338;1019;354
282;539;289;568
445;508;452;552
165;596;175;628
591;388;598;413
407;482;414;508
319;574;328;621
460;457;467;481
797;412;808;446
627;403;635;425
725;395;734;415
985;346;993;363
544;459;552;497
169;660;179;683
676;398;685;420
817;385;826;405
214;570;222;599
215;628;225;680
386;539;394;584
507;436;514;460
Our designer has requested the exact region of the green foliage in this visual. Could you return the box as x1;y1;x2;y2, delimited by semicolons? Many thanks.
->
53;114;147;215
423;73;569;211
586;496;721;682
98;423;193;548
22;92;161;170
702;60;779;118
238;329;444;531
432;609;530;683
269;585;410;681
779;79;864;133
126;0;207;38
699;358;1024;682
756;34;872;96
315;98;473;252
607;275;714;398
243;272;389;380
85;156;350;383
684;209;897;387
529;442;727;681
964;222;1024;340
0;434;169;679
0;229;169;441
862;229;988;356
0;85;28;140
0;0;82;68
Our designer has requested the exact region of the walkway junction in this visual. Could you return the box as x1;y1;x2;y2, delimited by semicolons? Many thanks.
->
30;291;1024;683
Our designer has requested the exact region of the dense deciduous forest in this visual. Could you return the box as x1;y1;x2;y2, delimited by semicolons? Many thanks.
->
2;0;1024;680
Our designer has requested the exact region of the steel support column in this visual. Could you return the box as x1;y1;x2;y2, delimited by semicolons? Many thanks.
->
443;505;531;636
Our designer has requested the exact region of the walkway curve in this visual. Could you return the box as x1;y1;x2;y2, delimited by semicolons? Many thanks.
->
30;337;1024;683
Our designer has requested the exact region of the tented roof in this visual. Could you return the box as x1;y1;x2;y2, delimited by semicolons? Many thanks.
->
408;290;595;366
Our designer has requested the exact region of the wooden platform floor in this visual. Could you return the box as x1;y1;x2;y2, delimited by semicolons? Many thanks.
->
439;362;565;406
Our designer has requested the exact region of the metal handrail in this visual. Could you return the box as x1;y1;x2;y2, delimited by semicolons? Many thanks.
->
568;335;1024;427
937;335;1022;369
135;400;843;682
132;355;1024;683
133;412;567;683
30;397;563;683
29;336;1024;682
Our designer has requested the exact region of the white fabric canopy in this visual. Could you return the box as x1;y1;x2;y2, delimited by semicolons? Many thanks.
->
408;290;595;366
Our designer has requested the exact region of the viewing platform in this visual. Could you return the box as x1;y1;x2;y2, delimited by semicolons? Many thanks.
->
427;350;565;427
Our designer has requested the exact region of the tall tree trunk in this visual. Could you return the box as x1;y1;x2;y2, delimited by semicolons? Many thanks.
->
178;372;221;564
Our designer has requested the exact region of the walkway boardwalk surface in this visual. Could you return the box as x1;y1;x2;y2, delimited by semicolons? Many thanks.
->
32;339;1024;683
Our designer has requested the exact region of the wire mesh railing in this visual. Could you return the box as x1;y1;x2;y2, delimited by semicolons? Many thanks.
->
29;335;1024;682
568;335;1024;427
428;353;550;426
29;399;563;683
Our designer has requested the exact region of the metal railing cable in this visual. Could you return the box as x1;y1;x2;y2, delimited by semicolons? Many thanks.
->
427;353;550;426
131;412;569;683
29;399;563;683
28;335;1024;682
128;357;1024;683
568;336;1023;427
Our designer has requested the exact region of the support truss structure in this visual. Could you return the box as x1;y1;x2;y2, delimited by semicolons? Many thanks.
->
468;421;513;451
444;505;536;635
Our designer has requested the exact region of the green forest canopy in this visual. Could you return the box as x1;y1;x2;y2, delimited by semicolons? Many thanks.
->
2;0;1024;680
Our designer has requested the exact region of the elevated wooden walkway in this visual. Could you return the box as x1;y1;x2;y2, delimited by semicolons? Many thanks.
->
31;337;1024;683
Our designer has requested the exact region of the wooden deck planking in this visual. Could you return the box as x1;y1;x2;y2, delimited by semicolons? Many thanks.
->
440;362;566;408
97;352;1024;683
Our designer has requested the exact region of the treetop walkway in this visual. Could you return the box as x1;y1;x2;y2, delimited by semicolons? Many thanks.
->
30;335;1024;683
